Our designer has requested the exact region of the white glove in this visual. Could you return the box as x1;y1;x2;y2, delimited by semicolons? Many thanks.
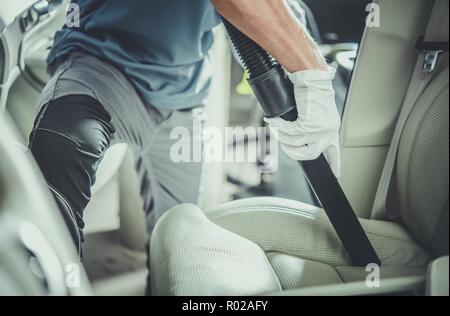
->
265;66;341;178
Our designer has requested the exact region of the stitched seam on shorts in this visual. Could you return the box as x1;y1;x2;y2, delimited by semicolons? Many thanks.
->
57;78;99;101
34;128;81;147
34;128;103;160
30;58;78;147
51;57;77;101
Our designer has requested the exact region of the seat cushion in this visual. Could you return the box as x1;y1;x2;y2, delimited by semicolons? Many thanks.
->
266;253;343;288
150;198;430;296
208;198;430;267
267;253;425;290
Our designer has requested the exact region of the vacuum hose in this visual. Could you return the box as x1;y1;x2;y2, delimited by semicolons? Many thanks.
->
223;20;298;121
223;18;381;266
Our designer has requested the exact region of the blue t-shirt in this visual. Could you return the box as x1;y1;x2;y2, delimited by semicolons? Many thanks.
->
48;0;221;109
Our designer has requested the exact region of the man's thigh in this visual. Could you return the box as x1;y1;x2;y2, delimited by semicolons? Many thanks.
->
39;52;166;148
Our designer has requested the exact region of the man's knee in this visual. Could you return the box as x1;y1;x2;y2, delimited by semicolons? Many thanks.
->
30;95;114;157
29;95;114;213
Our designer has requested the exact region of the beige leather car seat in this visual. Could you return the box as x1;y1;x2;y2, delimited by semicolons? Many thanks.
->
149;64;448;295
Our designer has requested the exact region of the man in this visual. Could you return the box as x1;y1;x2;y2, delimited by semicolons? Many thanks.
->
30;0;340;257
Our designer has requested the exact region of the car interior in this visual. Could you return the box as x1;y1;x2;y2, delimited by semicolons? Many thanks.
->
0;0;448;296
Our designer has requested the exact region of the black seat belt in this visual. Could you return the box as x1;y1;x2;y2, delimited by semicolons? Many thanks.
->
222;19;381;267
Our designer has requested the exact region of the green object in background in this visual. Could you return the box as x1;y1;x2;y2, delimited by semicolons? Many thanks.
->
236;71;254;96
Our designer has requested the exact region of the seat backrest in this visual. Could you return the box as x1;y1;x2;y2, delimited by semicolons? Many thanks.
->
394;64;449;257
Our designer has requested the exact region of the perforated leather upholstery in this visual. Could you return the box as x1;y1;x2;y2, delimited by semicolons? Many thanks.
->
395;68;449;256
150;200;429;295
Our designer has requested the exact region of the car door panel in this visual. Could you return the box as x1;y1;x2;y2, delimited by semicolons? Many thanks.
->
0;1;92;296
3;1;131;237
0;0;65;113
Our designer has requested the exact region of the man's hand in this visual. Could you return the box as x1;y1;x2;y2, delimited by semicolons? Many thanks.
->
265;67;341;178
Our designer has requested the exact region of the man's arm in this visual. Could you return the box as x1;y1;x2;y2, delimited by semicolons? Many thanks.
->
211;0;326;72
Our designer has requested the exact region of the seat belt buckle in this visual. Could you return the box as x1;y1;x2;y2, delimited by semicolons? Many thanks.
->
423;51;442;73
416;36;449;73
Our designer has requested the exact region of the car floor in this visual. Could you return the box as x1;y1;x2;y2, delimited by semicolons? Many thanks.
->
83;231;147;295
